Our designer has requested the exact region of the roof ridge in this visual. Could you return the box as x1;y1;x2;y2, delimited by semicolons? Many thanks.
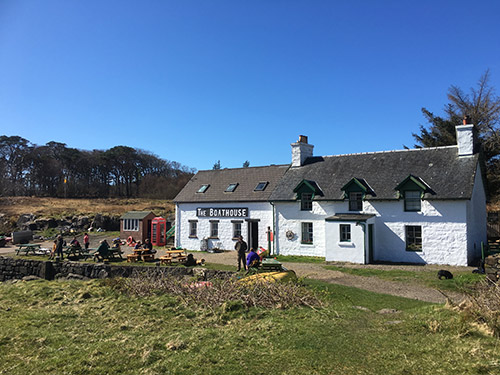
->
198;164;289;172
320;145;457;159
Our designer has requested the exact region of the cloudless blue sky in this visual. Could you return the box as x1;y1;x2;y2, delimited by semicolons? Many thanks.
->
1;0;499;171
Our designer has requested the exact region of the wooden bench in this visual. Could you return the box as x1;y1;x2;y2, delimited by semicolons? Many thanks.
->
159;249;187;265
16;244;41;256
127;254;140;262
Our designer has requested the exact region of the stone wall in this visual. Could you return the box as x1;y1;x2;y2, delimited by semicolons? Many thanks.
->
485;254;500;282
0;256;233;282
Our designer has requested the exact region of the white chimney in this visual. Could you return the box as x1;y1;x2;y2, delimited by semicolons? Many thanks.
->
291;135;314;167
456;117;474;156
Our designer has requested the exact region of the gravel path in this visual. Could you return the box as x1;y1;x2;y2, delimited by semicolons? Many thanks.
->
195;250;467;304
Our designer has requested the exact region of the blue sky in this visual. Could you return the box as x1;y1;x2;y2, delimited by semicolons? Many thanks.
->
1;0;499;171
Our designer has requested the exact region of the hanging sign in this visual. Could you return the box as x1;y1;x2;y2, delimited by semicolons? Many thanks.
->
196;207;249;218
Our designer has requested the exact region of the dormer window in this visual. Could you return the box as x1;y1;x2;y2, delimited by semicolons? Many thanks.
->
254;181;268;191
341;178;376;212
197;184;209;193
225;183;238;192
395;175;435;212
293;179;323;212
349;192;363;211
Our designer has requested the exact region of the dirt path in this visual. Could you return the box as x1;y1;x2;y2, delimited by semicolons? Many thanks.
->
195;251;466;304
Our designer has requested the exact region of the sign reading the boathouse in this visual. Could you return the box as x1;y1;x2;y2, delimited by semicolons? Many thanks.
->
196;207;249;218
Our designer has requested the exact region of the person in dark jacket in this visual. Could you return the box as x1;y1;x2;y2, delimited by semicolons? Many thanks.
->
235;235;248;271
55;235;64;260
94;239;110;262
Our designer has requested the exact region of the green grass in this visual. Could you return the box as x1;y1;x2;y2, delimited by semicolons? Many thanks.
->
324;265;485;292
0;278;498;374
274;255;325;263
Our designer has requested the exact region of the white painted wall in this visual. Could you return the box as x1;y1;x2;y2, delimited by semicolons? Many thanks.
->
275;197;472;266
466;164;487;264
325;220;368;263
176;202;273;251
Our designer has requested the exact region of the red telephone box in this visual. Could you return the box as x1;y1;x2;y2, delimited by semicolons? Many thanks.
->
151;217;167;246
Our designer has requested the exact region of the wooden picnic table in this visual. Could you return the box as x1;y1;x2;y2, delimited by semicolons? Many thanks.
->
16;243;42;256
63;246;96;260
127;248;155;262
159;249;187;265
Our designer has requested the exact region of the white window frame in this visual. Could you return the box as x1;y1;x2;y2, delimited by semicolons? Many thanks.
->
301;222;313;244
232;221;242;239
210;221;219;238
404;191;422;212
123;219;139;231
189;220;197;237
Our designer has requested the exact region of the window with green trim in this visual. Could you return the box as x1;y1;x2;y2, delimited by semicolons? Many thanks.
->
405;225;422;251
301;222;313;244
340;224;351;242
404;191;421;211
301;193;313;211
349;192;363;211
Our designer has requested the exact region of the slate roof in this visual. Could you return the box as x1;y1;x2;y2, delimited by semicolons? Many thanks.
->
269;146;480;201
174;165;290;203
121;211;154;220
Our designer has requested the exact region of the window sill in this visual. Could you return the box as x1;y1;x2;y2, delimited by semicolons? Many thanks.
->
301;241;314;245
209;236;219;239
232;237;241;240
405;248;422;252
338;242;354;247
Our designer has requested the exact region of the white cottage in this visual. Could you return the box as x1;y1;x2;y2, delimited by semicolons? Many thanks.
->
174;123;487;266
174;165;288;251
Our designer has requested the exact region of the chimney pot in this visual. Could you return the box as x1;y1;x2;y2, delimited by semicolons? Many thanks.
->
299;135;308;144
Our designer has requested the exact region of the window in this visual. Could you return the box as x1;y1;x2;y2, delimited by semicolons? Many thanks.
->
254;181;268;191
301;222;313;244
405;225;422;251
123;219;139;231
301;193;313;211
225;183;238;192
404;191;421;211
210;221;219;238
349;192;363;211
232;221;242;238
189;220;197;237
340;224;351;242
197;184;209;193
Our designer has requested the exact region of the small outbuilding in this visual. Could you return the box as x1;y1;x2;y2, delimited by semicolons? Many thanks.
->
120;211;156;244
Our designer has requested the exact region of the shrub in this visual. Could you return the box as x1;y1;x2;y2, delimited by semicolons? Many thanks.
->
115;270;323;311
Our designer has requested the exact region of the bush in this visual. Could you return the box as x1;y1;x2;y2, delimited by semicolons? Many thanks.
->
455;279;500;336
115;270;323;311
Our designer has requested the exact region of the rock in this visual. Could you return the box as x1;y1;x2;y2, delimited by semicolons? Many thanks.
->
22;275;41;281
353;306;371;312
97;269;109;279
377;308;400;315
66;273;85;280
81;292;92;299
17;214;35;228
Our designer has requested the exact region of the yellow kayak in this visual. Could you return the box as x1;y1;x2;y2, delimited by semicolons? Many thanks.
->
239;270;297;284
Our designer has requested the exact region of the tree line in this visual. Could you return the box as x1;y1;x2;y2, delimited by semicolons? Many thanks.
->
0;137;196;199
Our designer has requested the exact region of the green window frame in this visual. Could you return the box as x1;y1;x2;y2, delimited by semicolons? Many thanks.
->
301;222;313;244
340;224;351;242
405;225;422;251
349;192;363;211
404;191;421;211
301;193;313;211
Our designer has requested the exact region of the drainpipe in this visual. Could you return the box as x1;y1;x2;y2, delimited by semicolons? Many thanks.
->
270;201;277;256
356;221;367;264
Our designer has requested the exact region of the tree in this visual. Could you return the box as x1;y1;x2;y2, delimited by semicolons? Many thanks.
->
413;70;500;198
243;160;250;168
213;160;221;170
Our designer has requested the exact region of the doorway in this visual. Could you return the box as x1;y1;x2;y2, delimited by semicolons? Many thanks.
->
368;224;374;263
247;221;259;250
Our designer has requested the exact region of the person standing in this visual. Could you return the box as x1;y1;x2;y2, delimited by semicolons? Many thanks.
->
55;235;64;260
235;235;248;271
83;233;90;250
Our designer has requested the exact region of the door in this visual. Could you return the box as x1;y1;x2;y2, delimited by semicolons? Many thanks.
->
248;221;259;250
368;224;374;263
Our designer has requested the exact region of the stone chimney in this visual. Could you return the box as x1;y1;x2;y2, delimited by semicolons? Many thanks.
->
291;135;314;167
456;116;475;156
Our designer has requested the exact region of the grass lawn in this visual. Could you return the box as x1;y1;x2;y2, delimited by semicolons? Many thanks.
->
0;277;498;374
274;255;325;263
323;265;485;293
